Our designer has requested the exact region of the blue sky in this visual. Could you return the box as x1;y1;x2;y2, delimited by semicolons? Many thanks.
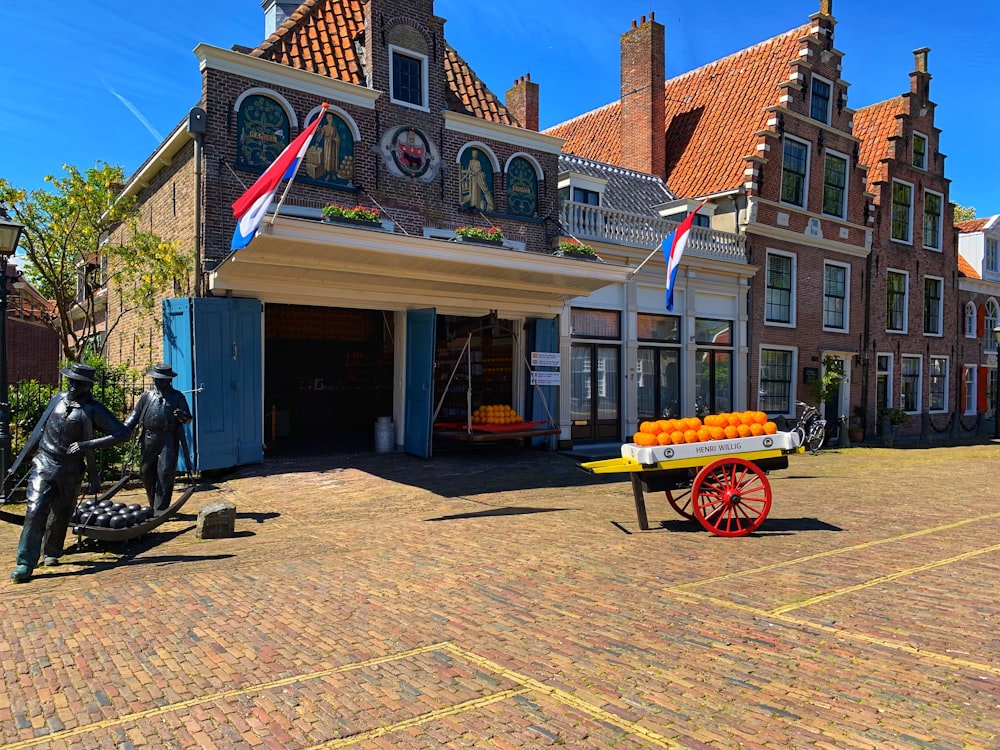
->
2;0;997;214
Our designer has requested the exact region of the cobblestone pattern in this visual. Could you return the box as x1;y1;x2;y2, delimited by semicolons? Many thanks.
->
1;444;998;748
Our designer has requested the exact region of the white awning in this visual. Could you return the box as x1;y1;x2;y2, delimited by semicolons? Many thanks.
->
208;216;625;317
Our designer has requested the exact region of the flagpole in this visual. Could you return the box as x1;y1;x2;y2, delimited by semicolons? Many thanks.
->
269;103;329;227
627;243;666;279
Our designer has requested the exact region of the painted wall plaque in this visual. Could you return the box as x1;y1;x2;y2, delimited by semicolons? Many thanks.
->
506;156;538;217
379;125;439;182
236;95;290;171
458;148;494;211
300;110;355;188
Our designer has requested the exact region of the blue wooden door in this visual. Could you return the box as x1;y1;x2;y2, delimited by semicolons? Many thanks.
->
527;317;559;446
404;308;435;457
162;297;263;471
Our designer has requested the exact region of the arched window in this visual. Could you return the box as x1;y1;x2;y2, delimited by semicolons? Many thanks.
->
505;155;539;217
966;301;977;338
985;299;999;352
300;107;357;189
236;93;292;171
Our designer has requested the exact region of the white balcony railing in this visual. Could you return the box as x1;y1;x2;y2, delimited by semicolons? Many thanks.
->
560;201;747;263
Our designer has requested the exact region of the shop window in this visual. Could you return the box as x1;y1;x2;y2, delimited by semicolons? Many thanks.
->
571;308;619;339
695;319;733;416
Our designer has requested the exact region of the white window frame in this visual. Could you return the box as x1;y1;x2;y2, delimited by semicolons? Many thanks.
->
923;275;944;337
929;355;949;413
963;365;977;415
986;238;998;273
900;354;923;414
821;150;849;219
822;260;850;332
757;345;798;417
809;74;834;124
388;45;429;112
985;298;1000;352
891;179;915;244
965;301;978;338
886;268;909;334
912;131;928;170
922;189;944;251
764;249;797;327
877;353;894;413
780;136;810;209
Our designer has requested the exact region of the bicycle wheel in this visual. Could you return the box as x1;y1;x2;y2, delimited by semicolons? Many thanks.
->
806;419;826;453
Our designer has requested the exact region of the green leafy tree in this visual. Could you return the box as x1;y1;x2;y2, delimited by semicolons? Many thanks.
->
0;164;191;362
954;204;977;222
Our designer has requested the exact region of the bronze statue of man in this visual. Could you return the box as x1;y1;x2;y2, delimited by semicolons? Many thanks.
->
11;363;130;583
123;364;192;515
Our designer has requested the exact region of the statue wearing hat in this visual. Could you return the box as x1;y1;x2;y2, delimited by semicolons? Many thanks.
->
123;364;192;516
10;363;130;583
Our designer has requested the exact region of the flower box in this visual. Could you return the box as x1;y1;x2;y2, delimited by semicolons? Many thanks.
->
321;203;380;227
455;235;503;246
454;226;504;244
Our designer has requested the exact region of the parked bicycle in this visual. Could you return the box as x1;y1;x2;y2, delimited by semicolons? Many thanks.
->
793;401;827;455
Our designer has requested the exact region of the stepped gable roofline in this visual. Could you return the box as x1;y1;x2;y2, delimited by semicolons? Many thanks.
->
545;23;812;197
248;0;513;125
957;254;980;279
852;97;906;188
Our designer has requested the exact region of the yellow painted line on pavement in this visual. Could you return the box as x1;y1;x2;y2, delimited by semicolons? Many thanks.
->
668;588;1000;678
768;541;1000;614
674;509;1000;590
0;642;450;750
445;643;682;748
311;687;533;748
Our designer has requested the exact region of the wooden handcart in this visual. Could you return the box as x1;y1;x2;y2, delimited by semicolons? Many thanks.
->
582;432;803;537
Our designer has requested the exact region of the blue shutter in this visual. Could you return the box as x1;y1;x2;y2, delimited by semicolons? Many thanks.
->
404;308;436;457
162;297;263;472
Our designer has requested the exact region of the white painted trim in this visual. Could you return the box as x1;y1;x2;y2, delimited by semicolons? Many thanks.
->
304;104;361;140
234;87;298;128
195;43;379;109
456;142;501;172
443;110;563;154
504;151;544;175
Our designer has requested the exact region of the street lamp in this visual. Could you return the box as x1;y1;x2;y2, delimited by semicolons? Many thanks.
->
0;205;25;501
993;325;1000;440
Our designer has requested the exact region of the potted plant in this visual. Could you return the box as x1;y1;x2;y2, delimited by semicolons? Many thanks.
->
848;405;865;443
454;225;504;244
321;203;381;225
554;239;598;259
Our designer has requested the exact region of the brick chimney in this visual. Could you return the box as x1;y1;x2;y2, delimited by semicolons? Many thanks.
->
262;0;300;36
620;13;665;176
506;74;539;131
910;47;931;106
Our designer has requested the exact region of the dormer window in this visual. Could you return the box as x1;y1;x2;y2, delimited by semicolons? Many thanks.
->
390;45;428;111
912;132;928;170
810;76;832;124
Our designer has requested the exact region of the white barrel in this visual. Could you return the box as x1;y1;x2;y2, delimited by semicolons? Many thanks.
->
374;417;394;453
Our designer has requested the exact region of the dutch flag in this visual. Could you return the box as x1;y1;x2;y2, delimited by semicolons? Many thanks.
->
662;201;706;311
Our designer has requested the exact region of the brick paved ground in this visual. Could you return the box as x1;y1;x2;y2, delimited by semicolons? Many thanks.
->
1;442;999;749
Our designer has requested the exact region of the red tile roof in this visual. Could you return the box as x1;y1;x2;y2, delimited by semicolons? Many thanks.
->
957;254;980;279
250;0;514;125
545;25;811;196
956;218;990;233
852;97;905;187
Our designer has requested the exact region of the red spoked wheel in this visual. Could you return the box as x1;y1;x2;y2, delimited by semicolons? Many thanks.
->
691;458;772;537
665;488;695;520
